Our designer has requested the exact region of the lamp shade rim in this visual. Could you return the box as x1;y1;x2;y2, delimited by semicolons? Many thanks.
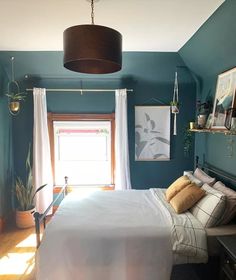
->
63;24;122;37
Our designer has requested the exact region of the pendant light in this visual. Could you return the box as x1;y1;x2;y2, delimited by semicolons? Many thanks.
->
63;0;122;74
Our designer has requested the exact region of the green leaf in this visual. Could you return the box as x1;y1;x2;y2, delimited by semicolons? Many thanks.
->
136;141;147;158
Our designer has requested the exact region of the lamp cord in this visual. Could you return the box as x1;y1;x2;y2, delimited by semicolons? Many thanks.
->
11;56;15;82
91;0;94;24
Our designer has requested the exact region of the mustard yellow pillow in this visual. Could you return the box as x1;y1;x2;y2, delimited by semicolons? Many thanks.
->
170;183;205;214
166;175;191;202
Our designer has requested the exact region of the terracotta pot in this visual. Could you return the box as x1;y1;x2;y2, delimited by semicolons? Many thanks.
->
16;208;35;229
10;101;20;113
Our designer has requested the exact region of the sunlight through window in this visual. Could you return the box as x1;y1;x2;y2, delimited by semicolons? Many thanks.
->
16;233;41;248
54;121;112;186
0;252;35;275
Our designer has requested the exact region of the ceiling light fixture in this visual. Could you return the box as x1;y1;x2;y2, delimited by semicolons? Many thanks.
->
63;0;122;74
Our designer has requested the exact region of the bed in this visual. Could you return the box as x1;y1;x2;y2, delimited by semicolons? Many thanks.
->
35;161;236;280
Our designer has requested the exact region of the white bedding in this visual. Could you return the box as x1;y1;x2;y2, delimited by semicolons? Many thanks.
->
36;188;207;280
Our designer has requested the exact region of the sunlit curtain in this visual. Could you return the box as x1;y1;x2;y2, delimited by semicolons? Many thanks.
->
115;89;132;190
33;88;53;213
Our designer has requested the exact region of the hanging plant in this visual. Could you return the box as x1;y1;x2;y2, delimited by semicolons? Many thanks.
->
171;71;179;135
183;126;193;157
5;57;27;115
170;100;179;114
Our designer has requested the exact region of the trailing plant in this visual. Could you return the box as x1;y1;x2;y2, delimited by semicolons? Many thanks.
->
14;145;47;211
183;126;193;157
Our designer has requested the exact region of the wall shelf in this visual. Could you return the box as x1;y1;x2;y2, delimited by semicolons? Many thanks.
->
189;128;236;135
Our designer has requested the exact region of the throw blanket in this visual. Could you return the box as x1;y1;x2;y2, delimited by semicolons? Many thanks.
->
37;190;173;280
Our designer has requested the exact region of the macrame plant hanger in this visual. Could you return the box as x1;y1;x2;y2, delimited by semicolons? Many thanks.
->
171;71;179;135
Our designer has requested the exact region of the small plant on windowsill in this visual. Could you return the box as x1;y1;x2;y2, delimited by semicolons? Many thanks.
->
14;144;47;228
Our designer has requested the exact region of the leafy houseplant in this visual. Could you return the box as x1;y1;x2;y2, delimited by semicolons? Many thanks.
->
6;92;27;114
15;145;47;228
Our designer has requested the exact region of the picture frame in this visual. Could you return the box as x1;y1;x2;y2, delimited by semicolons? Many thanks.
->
212;67;236;129
205;113;213;129
135;106;170;161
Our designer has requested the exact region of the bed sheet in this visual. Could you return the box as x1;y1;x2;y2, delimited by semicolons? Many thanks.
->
36;189;173;280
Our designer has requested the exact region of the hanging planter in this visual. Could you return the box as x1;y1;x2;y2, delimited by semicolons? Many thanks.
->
170;101;179;114
5;57;27;116
171;71;179;135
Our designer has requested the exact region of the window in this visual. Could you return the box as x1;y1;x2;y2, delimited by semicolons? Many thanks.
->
48;114;115;187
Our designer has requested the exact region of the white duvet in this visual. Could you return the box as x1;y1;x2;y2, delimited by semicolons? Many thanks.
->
36;189;207;280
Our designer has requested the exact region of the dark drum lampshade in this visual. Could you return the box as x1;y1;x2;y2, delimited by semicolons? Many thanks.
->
63;24;122;74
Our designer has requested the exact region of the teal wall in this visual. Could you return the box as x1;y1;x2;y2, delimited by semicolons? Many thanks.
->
179;0;236;175
0;51;196;206
0;65;14;219
2;0;234;219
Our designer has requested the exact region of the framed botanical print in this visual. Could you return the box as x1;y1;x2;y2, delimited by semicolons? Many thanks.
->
212;67;236;129
135;106;170;161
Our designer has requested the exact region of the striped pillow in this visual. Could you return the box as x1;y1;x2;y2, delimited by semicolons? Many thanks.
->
190;183;226;228
213;181;236;225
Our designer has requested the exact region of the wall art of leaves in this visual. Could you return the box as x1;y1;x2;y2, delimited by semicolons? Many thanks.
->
135;106;170;161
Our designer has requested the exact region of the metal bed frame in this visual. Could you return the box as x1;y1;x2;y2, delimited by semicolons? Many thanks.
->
34;176;68;248
196;156;236;189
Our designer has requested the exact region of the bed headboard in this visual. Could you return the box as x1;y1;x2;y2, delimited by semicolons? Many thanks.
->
196;155;236;191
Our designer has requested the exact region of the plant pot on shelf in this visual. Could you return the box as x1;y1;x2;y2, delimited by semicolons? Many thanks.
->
197;114;207;128
16;208;35;229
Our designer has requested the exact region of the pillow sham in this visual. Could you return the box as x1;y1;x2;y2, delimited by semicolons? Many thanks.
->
184;172;203;187
190;183;226;228
213;181;236;225
165;175;191;202
193;168;216;186
170;183;205;214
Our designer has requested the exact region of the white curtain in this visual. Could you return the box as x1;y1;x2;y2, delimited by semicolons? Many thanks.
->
115;89;132;190
33;88;53;213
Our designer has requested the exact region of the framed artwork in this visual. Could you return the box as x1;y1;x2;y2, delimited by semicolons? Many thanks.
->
212;67;236;129
205;113;213;129
135;106;170;161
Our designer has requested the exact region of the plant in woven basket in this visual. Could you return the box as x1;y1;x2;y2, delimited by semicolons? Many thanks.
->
14;145;47;211
14;145;47;228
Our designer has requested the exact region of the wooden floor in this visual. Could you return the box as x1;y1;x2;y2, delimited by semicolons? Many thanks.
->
0;225;36;280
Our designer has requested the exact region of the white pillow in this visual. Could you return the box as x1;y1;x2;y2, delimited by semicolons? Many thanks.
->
190;183;226;228
185;172;203;187
193;168;216;186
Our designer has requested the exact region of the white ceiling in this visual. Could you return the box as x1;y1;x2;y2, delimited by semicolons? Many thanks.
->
0;0;224;52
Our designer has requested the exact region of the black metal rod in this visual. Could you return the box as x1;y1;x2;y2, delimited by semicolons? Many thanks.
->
34;177;68;248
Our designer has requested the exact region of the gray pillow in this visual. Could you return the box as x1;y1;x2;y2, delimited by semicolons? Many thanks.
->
193;168;216;186
185;172;203;187
213;181;236;225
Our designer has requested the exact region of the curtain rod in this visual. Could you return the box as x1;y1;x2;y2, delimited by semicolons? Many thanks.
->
26;88;133;93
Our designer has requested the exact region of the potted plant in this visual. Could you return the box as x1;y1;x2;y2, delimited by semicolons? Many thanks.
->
6;92;27;114
14;145;47;228
170;101;179;114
